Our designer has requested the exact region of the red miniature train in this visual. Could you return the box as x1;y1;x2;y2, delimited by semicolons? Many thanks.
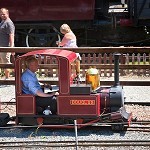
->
0;49;132;130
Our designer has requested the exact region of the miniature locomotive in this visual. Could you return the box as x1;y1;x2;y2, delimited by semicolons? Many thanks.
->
0;49;132;130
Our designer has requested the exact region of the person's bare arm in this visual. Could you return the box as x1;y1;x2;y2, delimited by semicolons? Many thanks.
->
57;33;74;47
9;33;15;55
58;35;68;47
9;33;14;47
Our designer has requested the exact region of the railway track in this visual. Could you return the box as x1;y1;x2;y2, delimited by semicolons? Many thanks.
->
0;122;150;132
0;140;149;148
1;101;149;132
0;122;149;149
125;101;150;106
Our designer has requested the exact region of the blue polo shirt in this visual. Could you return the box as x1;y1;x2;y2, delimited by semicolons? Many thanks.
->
21;69;43;95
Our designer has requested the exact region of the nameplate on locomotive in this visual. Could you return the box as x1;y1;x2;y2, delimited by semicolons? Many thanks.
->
70;100;95;105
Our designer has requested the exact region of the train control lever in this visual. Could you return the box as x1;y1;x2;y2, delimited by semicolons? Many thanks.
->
73;74;81;84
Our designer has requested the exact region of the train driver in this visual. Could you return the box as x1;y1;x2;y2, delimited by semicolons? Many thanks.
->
21;55;59;114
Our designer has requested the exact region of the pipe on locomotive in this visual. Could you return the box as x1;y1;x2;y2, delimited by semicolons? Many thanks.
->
114;53;121;87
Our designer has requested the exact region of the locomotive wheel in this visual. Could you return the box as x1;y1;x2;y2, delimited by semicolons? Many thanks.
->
17;117;38;126
0;113;10;127
0;118;8;127
111;123;124;131
26;25;61;47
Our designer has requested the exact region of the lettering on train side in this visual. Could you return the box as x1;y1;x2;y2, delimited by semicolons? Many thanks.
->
70;100;95;105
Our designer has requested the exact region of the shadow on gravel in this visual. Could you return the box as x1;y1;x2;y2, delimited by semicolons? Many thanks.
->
0;126;127;138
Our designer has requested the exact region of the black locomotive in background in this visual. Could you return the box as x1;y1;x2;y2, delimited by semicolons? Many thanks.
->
0;0;150;47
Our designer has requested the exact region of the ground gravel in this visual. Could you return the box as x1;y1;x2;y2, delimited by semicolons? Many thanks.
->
0;128;149;150
0;76;149;150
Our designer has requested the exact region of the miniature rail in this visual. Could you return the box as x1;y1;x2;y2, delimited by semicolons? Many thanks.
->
0;140;150;148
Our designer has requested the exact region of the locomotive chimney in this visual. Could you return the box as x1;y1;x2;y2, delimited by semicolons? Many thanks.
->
114;53;121;87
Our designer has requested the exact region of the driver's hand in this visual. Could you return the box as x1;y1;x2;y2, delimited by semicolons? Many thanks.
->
44;83;52;90
54;92;59;96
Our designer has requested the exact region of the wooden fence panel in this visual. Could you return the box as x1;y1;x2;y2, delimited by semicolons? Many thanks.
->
0;53;150;78
0;48;150;79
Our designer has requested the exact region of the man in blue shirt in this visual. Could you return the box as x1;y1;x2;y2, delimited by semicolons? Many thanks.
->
21;56;59;114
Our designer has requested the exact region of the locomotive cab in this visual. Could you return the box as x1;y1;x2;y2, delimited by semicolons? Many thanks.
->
15;49;100;125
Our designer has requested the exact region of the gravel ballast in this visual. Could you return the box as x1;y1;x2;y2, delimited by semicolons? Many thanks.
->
0;77;150;149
